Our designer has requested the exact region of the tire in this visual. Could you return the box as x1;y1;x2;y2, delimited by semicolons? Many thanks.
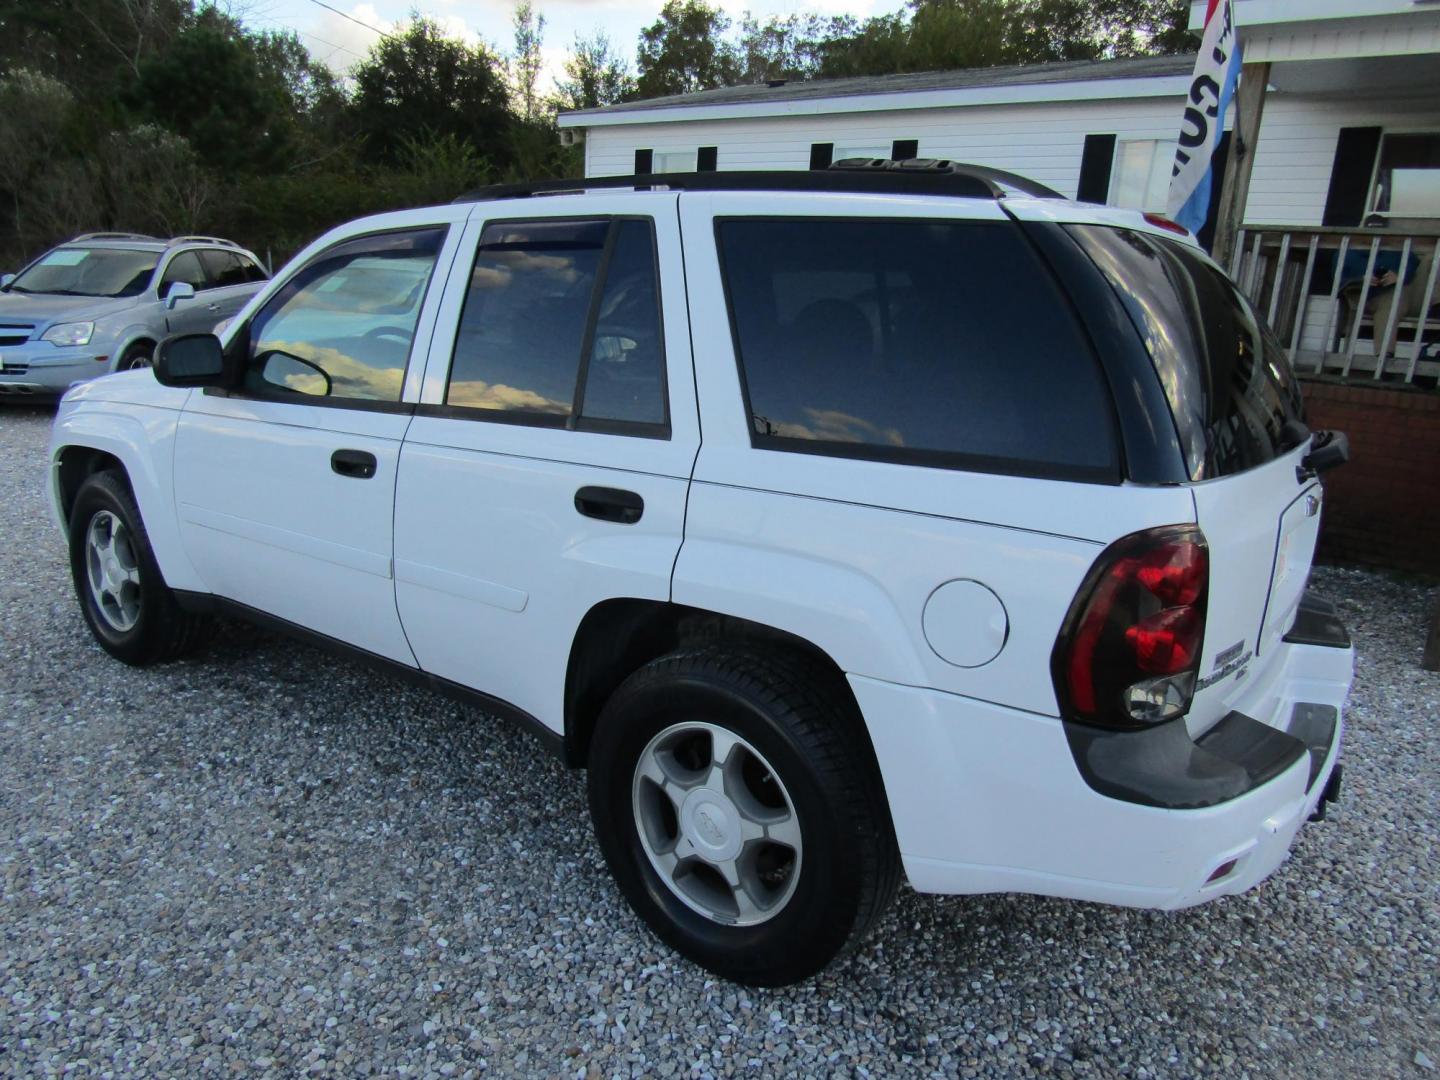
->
68;470;210;666
587;646;901;986
119;342;153;371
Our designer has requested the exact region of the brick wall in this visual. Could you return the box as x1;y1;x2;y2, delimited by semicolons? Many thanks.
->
1301;377;1440;575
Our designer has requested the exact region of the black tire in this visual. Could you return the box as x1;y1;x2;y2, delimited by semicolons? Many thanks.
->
119;342;154;371
587;646;901;986
68;470;210;665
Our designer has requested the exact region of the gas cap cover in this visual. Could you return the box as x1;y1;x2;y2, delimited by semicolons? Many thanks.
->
922;579;1009;668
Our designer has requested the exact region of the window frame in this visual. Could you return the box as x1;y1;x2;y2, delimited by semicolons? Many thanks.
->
1364;128;1440;221
712;214;1123;485
158;248;213;294
425;213;671;440
209;224;450;415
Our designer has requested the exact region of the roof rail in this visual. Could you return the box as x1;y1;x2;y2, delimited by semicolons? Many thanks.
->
69;232;158;243
166;235;239;248
454;159;1064;204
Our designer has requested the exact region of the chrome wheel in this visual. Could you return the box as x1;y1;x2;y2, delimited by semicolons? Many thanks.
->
84;510;141;632
123;352;152;370
632;721;802;927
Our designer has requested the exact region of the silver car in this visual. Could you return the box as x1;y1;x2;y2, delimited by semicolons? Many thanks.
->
0;232;268;400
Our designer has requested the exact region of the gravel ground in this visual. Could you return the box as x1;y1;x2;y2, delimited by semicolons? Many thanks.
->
1;403;1436;1080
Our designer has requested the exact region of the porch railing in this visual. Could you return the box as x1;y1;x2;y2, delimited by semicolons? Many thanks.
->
1230;225;1440;385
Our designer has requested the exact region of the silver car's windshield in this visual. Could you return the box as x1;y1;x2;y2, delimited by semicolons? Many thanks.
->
9;247;159;298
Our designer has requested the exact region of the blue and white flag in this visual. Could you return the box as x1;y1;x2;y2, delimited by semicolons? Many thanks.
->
1168;0;1242;234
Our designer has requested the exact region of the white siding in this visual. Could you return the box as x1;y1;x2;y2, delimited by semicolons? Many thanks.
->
583;92;1440;227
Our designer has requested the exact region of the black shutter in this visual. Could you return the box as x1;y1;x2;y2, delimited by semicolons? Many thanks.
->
634;148;653;175
697;146;718;172
809;142;833;170
891;139;919;161
1321;126;1382;226
1196;129;1231;253
1076;133;1116;203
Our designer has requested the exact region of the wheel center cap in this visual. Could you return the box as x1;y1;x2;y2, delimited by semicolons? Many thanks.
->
680;789;743;863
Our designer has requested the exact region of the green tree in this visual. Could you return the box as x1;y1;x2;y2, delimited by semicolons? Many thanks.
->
554;31;634;112
351;16;511;166
635;0;739;99
511;0;546;121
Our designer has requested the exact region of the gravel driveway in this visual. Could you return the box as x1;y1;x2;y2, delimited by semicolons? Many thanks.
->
1;403;1436;1079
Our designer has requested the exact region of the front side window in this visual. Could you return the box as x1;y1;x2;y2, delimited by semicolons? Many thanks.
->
445;217;666;431
717;218;1118;480
243;227;444;403
161;251;210;291
9;247;159;298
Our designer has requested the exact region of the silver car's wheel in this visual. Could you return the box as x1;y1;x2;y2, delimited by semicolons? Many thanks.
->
632;721;802;927
84;509;142;632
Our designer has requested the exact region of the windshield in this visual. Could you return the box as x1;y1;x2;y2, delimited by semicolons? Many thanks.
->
1065;225;1306;480
9;247;159;298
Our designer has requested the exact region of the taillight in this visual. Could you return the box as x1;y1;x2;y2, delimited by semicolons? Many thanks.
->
1052;525;1209;729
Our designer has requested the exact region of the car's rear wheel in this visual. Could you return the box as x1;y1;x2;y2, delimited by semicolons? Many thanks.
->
587;646;900;986
69;470;209;665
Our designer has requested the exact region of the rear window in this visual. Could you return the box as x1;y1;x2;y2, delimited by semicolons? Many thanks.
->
1065;225;1305;480
716;218;1118;481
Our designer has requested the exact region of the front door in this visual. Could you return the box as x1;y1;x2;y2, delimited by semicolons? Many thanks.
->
173;211;468;663
394;195;699;729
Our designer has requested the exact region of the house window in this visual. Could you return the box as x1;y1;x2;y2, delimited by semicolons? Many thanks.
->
652;149;697;173
834;145;890;162
1109;139;1178;212
1368;132;1440;219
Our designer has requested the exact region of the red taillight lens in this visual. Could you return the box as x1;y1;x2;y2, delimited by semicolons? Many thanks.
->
1142;212;1191;237
1052;526;1209;728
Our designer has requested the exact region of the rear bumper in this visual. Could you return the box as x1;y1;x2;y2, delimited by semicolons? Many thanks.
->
852;621;1352;910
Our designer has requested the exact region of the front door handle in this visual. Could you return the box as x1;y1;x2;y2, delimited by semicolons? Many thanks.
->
575;485;643;524
331;449;377;479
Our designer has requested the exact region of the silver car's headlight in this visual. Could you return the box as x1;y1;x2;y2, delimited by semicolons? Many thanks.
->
41;321;95;347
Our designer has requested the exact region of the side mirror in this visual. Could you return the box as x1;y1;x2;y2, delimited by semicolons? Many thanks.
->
1298;429;1350;482
154;333;240;389
0;273;13;290
165;281;195;310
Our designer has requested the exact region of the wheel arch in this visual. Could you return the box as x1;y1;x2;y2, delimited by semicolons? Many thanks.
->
564;599;875;773
49;407;207;593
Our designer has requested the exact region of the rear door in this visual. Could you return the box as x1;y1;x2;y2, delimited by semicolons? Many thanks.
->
1057;222;1318;732
394;193;699;730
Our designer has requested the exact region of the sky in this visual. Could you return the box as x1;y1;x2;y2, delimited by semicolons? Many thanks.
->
241;0;891;92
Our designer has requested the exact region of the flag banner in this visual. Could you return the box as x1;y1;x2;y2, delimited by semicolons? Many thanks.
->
1168;0;1242;234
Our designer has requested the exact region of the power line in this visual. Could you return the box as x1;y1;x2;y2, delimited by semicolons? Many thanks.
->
304;0;389;39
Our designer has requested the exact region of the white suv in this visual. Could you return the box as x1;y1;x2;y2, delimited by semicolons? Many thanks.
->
48;164;1354;986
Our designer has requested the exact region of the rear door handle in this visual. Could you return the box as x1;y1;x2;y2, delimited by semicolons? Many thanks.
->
331;449;377;479
575;486;643;524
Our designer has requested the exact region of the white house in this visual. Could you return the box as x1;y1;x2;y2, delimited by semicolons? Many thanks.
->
558;0;1440;380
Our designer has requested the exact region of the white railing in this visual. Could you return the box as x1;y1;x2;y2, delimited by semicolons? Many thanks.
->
1230;226;1440;384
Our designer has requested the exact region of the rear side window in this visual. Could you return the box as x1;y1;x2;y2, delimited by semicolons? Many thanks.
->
1065;225;1305;480
201;249;268;286
715;218;1118;481
445;218;667;433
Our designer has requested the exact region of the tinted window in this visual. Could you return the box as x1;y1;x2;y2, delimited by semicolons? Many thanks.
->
580;220;665;425
201;249;268;287
1065;225;1305;479
10;247;158;298
161;251;209;291
717;218;1117;479
244;227;444;403
446;218;666;430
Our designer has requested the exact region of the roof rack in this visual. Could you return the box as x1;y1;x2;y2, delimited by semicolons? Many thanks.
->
454;158;1064;204
69;232;158;243
166;235;239;248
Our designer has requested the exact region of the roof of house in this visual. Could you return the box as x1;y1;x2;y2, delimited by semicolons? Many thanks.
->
559;53;1196;125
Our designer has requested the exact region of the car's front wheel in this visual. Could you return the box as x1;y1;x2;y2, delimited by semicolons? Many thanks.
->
587;646;900;986
119;343;153;370
68;470;209;665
